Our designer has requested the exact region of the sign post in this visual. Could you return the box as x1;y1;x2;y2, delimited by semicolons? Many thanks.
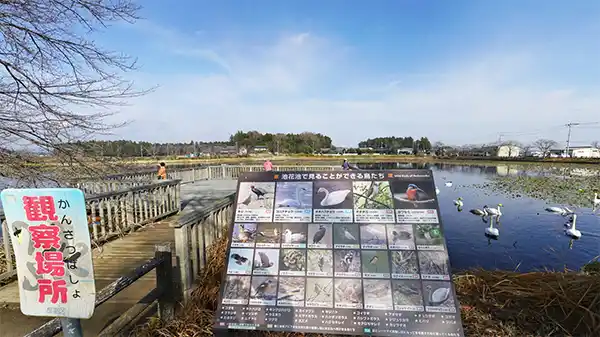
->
213;170;464;336
0;188;96;336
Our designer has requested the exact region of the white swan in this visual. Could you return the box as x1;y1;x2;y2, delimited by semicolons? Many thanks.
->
484;204;503;217
485;216;499;238
283;229;306;243
453;197;463;207
435;188;440;195
593;193;600;207
318;187;351;207
445;181;453;187
277;187;306;208
565;214;581;239
545;206;574;216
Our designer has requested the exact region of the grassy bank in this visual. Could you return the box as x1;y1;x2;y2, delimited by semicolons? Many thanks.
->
134;233;600;337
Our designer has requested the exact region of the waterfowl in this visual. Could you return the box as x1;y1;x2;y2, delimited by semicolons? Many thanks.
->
251;185;269;199
435;188;440;195
277;187;307;208
593;193;600;207
485;217;499;238
453;197;463;207
545;206;574;216
445;181;453;187
469;208;488;217
564;214;581;239
283;228;306;243
317;187;351;207
425;285;451;306
484;204;503;217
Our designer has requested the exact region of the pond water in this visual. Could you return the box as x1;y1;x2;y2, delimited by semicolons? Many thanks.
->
359;162;600;273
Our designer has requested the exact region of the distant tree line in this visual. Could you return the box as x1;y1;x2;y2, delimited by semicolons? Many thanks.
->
358;136;432;154
57;140;231;157
229;131;333;154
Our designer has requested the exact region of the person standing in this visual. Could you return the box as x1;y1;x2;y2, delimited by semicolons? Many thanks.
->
263;159;273;171
157;162;167;179
342;159;350;170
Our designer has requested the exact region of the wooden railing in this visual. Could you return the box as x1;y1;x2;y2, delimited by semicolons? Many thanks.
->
172;193;235;301
0;179;182;284
25;243;175;337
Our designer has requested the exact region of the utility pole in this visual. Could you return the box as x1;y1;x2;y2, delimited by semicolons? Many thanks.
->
497;133;504;144
565;122;580;157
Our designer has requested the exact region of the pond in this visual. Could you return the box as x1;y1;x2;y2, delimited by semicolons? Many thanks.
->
358;162;600;273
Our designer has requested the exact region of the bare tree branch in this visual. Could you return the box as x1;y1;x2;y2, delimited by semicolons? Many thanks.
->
533;139;557;158
0;0;152;185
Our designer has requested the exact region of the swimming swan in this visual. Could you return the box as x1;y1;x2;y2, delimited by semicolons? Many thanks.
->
484;204;503;217
277;187;307;208
318;187;351;207
564;214;581;239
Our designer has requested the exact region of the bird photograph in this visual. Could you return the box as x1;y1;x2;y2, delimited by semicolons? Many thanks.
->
249;276;278;304
361;250;390;276
279;249;307;275
359;224;388;248
231;223;259;246
252;249;279;275
306;250;334;276
392;280;424;309
227;248;254;275
418;251;450;278
307;223;333;248
391;251;419;276
414;224;444;247
305;278;334;306
362;279;394;310
352;181;393;209
333;224;360;248
276;277;306;306
281;223;307;247
334;249;361;276
313;181;354;209
334;278;363;308
391;181;437;209
387;224;416;250
274;182;313;209
255;223;281;247
222;275;251;304
236;182;275;209
423;281;455;310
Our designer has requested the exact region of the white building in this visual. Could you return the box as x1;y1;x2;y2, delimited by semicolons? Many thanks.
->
497;145;521;157
571;147;600;158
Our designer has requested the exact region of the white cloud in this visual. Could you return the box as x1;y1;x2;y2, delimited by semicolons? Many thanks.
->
111;27;600;147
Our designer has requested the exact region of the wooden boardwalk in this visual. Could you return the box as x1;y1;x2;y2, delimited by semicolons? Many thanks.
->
0;180;237;336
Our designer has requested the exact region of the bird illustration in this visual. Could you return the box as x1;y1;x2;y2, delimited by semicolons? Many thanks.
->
317;187;352;207
12;225;24;245
253;279;274;299
406;184;430;201
341;226;357;241
342;251;354;272
318;255;325;272
240;194;252;206
365;182;380;200
254;251;275;269
362;225;385;241
277;187;307;208
283;228;306;243
231;253;249;265
312;225;327;244
391;230;411;243
368;255;379;272
426;285;451;306
237;224;259;242
250;185;268;199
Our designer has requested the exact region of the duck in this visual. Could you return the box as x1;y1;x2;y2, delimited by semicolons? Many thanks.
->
317;187;351;207
484;204;503;217
564;214;581;239
545;206;574;216
453;197;463;207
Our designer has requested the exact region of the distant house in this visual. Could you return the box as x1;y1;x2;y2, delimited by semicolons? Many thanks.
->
253;145;269;153
397;147;413;155
571;146;600;158
497;145;521;157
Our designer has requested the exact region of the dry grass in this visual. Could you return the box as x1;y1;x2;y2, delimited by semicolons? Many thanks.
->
0;243;17;286
133;233;600;337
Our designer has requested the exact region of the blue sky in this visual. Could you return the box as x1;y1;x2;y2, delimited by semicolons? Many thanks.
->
100;0;600;147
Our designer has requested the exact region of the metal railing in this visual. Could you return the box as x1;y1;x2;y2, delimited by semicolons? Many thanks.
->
172;193;235;302
0;179;182;284
25;243;175;337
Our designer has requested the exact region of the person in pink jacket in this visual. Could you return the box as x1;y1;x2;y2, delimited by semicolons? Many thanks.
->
263;159;273;171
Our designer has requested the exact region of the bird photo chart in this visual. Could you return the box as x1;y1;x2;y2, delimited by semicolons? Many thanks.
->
214;170;464;337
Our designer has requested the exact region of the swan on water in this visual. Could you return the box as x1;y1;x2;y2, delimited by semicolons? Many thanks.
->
545;206;574;216
277;187;307;208
453;197;463;207
484;204;503;217
564;214;581;239
317;187;351;207
469;208;487;217
484;216;499;238
283;228;306;243
435;187;440;195
425;285;451;306
593;193;600;207
445;181;453;187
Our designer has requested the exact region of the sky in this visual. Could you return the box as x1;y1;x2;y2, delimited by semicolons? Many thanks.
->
97;0;600;147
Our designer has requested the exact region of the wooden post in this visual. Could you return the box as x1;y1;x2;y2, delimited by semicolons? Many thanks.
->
60;317;83;337
191;168;196;183
174;224;192;302
126;191;135;227
155;243;175;322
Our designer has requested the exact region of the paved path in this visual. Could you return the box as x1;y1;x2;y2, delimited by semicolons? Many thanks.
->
0;180;236;336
